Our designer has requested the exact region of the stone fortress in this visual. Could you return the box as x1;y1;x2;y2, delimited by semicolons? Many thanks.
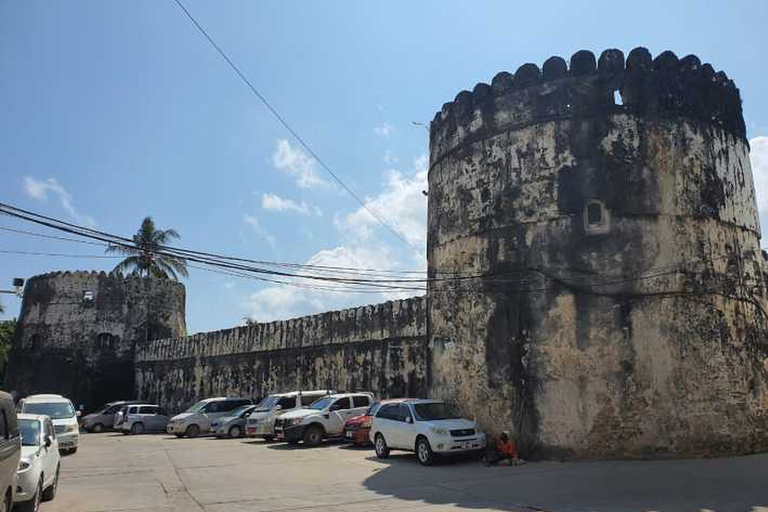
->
6;47;768;459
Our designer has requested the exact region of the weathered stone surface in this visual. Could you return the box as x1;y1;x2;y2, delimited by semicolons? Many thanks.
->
427;49;768;458
134;297;428;412
5;271;186;409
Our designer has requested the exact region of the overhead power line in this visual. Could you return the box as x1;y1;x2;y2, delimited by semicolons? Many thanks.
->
171;0;418;252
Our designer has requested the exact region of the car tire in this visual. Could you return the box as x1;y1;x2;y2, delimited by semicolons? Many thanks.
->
185;424;200;438
303;425;323;447
262;435;275;442
18;476;42;512
91;423;104;433
42;464;59;501
131;422;144;435
374;434;390;459
416;437;434;466
229;425;242;438
287;438;299;445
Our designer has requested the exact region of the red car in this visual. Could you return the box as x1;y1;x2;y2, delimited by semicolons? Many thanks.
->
343;398;414;446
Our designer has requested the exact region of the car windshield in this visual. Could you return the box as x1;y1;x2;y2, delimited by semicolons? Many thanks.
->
308;397;332;410
366;402;382;416
255;396;280;412
185;401;207;413
24;401;75;419
413;402;461;421
228;405;253;417
19;419;41;446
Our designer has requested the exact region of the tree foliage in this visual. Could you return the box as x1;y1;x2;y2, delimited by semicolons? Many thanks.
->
0;319;16;381
106;217;188;280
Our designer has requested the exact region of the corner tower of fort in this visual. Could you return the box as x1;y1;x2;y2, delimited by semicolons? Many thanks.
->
5;271;185;409
427;47;768;458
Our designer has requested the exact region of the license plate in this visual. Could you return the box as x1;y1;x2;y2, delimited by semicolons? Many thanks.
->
461;441;472;449
346;431;353;438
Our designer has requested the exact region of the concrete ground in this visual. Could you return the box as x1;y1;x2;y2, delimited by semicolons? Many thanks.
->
41;433;768;512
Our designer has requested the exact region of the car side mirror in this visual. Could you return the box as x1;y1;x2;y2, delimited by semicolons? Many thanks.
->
45;436;52;448
76;410;82;418
405;416;413;424
275;405;282;411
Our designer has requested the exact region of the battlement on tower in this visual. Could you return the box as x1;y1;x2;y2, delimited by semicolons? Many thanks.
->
430;47;745;165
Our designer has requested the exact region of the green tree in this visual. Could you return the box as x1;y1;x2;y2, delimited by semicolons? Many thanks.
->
0;319;16;382
106;217;189;280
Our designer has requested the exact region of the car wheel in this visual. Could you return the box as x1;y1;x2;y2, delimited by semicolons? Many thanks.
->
130;422;144;435
374;434;390;459
18;476;42;512
303;425;324;447
416;437;434;466
229;425;242;438
42;464;59;501
185;424;200;438
91;423;104;433
262;435;275;442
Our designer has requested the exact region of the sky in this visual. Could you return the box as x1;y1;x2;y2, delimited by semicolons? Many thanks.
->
1;1;767;334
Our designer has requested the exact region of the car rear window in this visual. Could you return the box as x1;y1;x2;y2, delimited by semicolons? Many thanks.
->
352;396;370;408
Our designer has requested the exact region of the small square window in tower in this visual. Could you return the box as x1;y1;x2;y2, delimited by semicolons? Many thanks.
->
583;200;610;234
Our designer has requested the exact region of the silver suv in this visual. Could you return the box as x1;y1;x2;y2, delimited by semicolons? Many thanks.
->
0;391;21;512
119;405;170;435
167;397;252;438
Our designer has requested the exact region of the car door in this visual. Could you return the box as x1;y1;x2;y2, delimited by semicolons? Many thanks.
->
42;419;57;486
327;397;353;435
351;395;371;417
155;408;169;432
396;404;418;450
374;404;399;447
143;406;159;431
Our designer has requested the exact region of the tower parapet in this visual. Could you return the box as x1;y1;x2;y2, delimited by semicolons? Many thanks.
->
5;271;186;410
427;48;768;458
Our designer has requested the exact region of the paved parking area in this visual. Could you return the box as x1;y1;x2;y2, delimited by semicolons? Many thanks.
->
42;433;768;512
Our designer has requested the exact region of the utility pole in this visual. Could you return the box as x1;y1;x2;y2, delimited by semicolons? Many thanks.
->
0;278;24;297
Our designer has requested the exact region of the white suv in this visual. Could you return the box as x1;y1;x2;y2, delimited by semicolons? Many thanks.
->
245;390;331;441
275;393;373;447
369;399;486;466
17;395;79;455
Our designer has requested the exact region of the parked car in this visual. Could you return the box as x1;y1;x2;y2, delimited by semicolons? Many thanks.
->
166;397;252;438
212;404;257;439
343;398;414;447
275;393;373;447
119;404;170;435
245;390;332;441
17;395;79;455
369;399;486;466
15;414;60;511
82;400;142;433
0;391;21;512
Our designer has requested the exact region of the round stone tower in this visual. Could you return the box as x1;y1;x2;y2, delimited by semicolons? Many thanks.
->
427;47;768;458
5;271;186;410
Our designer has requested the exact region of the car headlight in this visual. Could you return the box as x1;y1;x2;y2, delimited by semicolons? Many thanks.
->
288;418;303;426
430;427;449;436
18;459;30;472
66;424;79;433
361;419;373;428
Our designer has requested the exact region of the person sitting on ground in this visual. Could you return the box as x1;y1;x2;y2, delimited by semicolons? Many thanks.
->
484;431;525;466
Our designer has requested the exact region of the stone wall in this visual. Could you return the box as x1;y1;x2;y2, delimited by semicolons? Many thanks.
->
134;297;428;413
427;47;768;458
5;271;186;409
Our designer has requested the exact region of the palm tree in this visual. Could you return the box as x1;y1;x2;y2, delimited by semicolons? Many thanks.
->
106;217;189;280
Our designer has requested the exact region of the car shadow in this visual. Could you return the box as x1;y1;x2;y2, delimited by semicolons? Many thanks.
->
363;452;768;512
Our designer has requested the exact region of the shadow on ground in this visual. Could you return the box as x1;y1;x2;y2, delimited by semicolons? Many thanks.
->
362;452;768;512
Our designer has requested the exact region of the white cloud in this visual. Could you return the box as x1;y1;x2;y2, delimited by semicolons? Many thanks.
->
383;150;399;165
272;139;328;189
22;177;96;227
245;244;416;322
260;192;321;216
336;155;428;250
374;122;395;138
242;214;276;249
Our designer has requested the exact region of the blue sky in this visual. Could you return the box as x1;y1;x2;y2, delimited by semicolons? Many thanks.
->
1;0;767;333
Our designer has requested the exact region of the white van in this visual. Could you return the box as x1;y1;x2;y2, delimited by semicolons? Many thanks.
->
18;395;79;455
245;390;332;441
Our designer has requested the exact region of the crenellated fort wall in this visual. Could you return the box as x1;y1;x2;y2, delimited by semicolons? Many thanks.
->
427;47;768;458
134;297;428;413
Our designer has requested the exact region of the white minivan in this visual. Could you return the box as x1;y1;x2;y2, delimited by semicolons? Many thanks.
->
18;395;79;455
245;390;331;441
369;399;485;466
